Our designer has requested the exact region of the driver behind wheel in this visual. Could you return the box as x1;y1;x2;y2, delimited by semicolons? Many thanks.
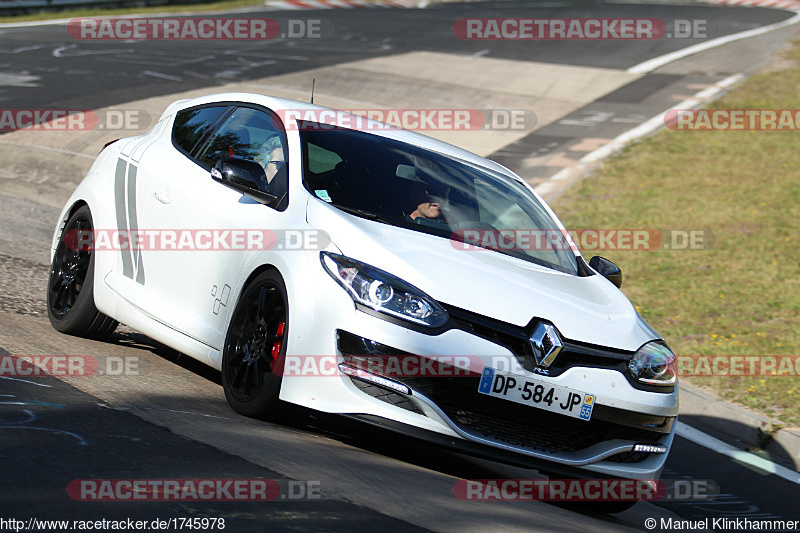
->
406;183;444;222
254;135;285;194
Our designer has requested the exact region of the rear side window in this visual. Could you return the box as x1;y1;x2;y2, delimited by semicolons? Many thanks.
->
173;106;228;154
196;107;286;169
193;105;290;211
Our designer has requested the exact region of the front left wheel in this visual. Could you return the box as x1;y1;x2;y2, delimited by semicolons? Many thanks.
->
221;269;297;421
47;205;118;339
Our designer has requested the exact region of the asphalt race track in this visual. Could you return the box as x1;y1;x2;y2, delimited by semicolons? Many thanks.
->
0;1;799;531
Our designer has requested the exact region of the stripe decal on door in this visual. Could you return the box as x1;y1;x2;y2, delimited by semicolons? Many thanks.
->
115;156;145;284
114;158;133;279
126;163;146;285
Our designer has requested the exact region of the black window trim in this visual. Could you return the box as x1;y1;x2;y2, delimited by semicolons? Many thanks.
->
190;106;235;158
174;102;289;171
171;103;234;163
171;101;292;212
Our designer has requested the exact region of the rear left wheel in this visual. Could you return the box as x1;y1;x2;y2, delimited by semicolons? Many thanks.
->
47;205;118;339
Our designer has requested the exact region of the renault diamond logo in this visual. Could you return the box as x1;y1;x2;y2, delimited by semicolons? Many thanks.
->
530;323;562;368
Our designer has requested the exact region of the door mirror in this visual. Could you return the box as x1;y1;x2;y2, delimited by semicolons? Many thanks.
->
589;256;622;288
211;157;280;208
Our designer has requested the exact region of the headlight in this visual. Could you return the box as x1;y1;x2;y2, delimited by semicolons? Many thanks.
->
628;342;677;386
321;252;449;328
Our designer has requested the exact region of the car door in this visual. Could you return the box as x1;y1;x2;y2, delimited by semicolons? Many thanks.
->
139;104;290;352
103;112;200;326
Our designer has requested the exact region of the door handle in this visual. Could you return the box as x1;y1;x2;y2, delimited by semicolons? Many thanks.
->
154;190;171;204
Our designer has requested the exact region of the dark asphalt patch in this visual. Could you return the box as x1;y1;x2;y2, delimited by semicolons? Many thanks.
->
0;362;428;532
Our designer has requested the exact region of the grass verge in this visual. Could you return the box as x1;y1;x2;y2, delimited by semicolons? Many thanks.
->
552;40;800;427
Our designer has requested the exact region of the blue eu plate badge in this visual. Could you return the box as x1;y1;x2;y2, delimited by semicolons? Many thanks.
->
478;368;495;393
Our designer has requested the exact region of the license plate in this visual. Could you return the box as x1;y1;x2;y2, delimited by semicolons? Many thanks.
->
478;368;596;421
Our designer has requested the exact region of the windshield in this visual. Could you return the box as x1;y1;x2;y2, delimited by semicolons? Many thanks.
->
299;122;579;275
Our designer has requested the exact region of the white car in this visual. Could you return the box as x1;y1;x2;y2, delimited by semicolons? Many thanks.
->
47;93;678;501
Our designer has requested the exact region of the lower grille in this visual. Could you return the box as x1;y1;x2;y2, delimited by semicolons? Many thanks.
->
336;329;670;457
403;375;666;454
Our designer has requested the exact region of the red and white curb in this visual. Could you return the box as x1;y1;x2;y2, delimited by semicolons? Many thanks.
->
264;0;420;9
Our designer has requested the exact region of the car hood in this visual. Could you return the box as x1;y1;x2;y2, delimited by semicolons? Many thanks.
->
307;198;660;351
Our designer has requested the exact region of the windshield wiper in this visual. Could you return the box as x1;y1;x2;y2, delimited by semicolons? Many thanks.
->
332;204;403;228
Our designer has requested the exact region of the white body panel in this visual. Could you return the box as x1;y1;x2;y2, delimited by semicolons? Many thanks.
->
51;93;678;480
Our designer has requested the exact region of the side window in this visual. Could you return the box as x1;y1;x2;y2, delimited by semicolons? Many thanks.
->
173;106;228;155
196;106;289;209
197;107;285;169
307;143;342;174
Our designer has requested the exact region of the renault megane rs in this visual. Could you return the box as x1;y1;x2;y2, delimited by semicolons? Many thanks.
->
47;93;678;503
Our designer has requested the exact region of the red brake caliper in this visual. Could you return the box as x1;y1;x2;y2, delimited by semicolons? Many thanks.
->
270;321;285;369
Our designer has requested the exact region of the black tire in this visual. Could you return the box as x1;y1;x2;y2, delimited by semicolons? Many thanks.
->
47;205;118;339
221;269;296;421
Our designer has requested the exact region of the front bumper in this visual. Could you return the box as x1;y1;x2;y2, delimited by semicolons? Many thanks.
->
334;327;677;480
281;274;678;479
343;412;675;481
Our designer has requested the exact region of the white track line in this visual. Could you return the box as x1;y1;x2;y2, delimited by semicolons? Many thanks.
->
628;11;800;73
677;422;800;484
578;73;743;164
536;73;742;194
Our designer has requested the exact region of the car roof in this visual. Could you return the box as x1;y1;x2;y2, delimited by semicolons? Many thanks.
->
165;92;519;180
